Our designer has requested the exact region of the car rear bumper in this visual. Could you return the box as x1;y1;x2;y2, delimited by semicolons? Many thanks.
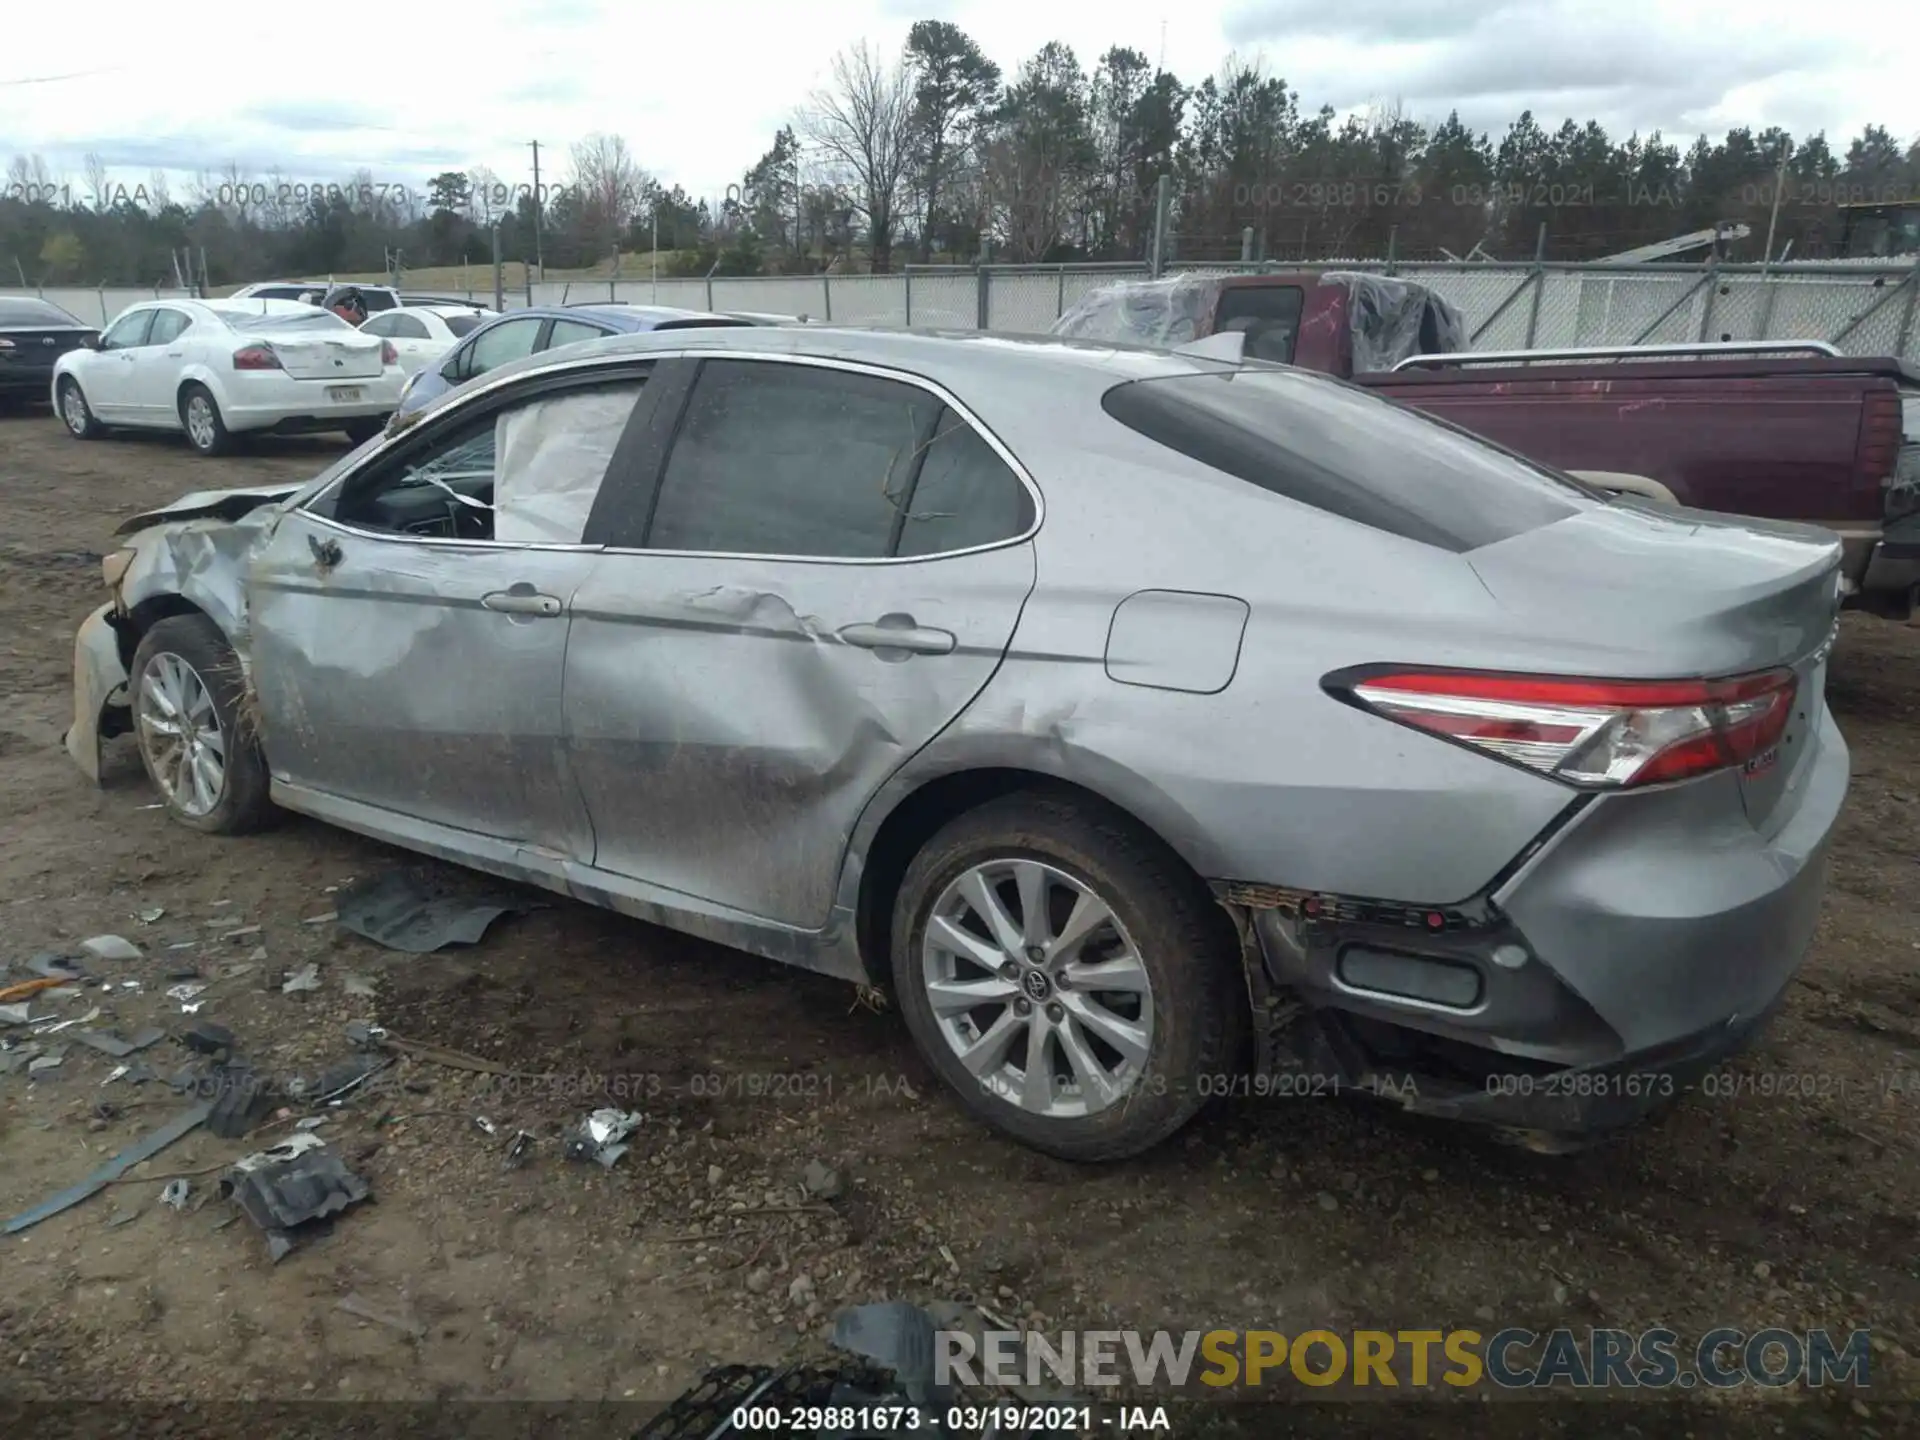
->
1237;706;1849;1143
222;371;405;431
0;363;60;393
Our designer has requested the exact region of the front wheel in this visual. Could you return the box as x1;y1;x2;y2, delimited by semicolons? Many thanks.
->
179;383;234;456
58;377;104;439
130;615;275;834
891;790;1248;1161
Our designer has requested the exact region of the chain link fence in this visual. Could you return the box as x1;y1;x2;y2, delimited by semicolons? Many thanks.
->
7;259;1919;361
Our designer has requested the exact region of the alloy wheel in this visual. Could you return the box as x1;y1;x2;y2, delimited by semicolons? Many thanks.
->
185;395;216;451
920;858;1155;1118
61;385;87;435
136;651;227;817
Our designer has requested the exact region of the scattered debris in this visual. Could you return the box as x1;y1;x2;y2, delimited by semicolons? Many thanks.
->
0;1046;42;1077
160;1179;191;1211
29;1048;67;1075
165;982;208;1005
221;925;263;942
35;1005;102;1036
281;964;321;995
475;1116;499;1136
0;1003;42;1027
220;1134;371;1262
801;1160;845;1202
341;972;377;998
0;977;77;1004
26;955;86;982
335;869;533;954
304;911;339;926
504;1131;535;1169
138;908;167;925
101;1064;130;1086
2;1102;213;1234
310;1053;391;1104
79;935;143;962
71;1026;164;1059
566;1108;643;1168
206;1064;272;1139
344;1021;387;1051
182;1020;236;1057
335;1292;426;1340
106;1207;142;1229
295;1116;327;1131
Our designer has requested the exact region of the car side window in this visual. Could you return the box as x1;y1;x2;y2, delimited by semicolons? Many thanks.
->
545;318;606;351
647;360;941;559
896;407;1035;556
360;314;396;337
146;309;191;346
460;317;541;379
389;314;431;340
321;374;648;543
100;311;153;351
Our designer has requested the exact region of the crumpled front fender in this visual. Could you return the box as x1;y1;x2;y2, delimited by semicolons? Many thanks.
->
64;603;131;784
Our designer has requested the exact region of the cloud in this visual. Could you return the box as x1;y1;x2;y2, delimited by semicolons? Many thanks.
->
1226;0;1511;44
242;99;386;133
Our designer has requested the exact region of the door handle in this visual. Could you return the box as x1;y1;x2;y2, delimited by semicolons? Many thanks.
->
838;615;956;656
482;586;562;617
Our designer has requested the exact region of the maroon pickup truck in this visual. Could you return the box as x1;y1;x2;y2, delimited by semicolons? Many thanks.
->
1053;271;1920;610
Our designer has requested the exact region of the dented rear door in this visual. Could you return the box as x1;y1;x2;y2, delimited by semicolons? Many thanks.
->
563;355;1038;930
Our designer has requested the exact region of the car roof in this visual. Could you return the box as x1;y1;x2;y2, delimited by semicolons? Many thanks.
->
411;323;1233;426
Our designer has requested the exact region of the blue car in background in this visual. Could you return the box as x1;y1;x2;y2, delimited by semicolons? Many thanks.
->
395;303;755;414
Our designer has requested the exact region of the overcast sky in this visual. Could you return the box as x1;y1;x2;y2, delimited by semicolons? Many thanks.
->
4;0;1915;208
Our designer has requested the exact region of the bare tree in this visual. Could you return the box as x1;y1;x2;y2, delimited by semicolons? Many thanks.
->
569;133;647;269
467;165;501;225
798;41;915;272
148;169;172;211
84;152;111;210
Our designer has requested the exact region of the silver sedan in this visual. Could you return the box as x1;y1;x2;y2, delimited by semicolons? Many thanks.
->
65;325;1849;1159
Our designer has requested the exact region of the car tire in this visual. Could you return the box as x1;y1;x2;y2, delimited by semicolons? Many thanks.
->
343;418;384;447
129;614;275;835
890;789;1248;1162
57;377;105;439
179;383;234;457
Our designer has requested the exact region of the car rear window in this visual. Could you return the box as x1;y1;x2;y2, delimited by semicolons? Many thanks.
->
1101;368;1592;552
0;297;83;327
443;313;483;337
225;309;354;333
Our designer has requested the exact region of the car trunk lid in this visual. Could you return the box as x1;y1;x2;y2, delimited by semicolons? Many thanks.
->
0;326;94;362
1466;500;1842;833
266;334;384;381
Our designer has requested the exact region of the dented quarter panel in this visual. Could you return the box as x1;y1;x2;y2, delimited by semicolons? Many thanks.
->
245;509;599;856
564;541;1037;929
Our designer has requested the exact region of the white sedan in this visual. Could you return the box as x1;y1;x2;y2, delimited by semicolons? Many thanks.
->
52;298;406;456
358;304;495;379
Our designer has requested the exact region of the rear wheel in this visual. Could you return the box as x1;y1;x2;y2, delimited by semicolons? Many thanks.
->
890;790;1247;1161
58;377;104;439
130;615;274;834
179;383;234;456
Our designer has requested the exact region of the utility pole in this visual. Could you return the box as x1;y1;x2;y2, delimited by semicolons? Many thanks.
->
529;140;546;281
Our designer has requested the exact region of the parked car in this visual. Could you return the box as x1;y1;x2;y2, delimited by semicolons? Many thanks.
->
63;327;1849;1161
0;295;98;399
359;304;497;379
53;298;403;455
1053;271;1920;612
229;281;402;313
393;303;753;414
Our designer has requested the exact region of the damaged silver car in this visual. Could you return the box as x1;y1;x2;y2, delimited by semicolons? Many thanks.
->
66;325;1849;1160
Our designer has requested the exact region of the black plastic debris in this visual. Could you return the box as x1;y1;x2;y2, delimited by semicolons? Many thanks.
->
27;954;86;983
181;1020;236;1057
564;1108;643;1168
206;1063;273;1139
334;870;535;954
310;1053;391;1104
72;1027;165;1060
3;1102;213;1234
219;1133;371;1263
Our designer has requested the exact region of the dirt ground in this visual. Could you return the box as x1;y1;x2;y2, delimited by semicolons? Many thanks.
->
2;406;1919;1435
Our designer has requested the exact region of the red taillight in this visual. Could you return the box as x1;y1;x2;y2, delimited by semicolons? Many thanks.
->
1334;667;1797;789
232;343;281;371
380;339;397;366
1861;387;1902;486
